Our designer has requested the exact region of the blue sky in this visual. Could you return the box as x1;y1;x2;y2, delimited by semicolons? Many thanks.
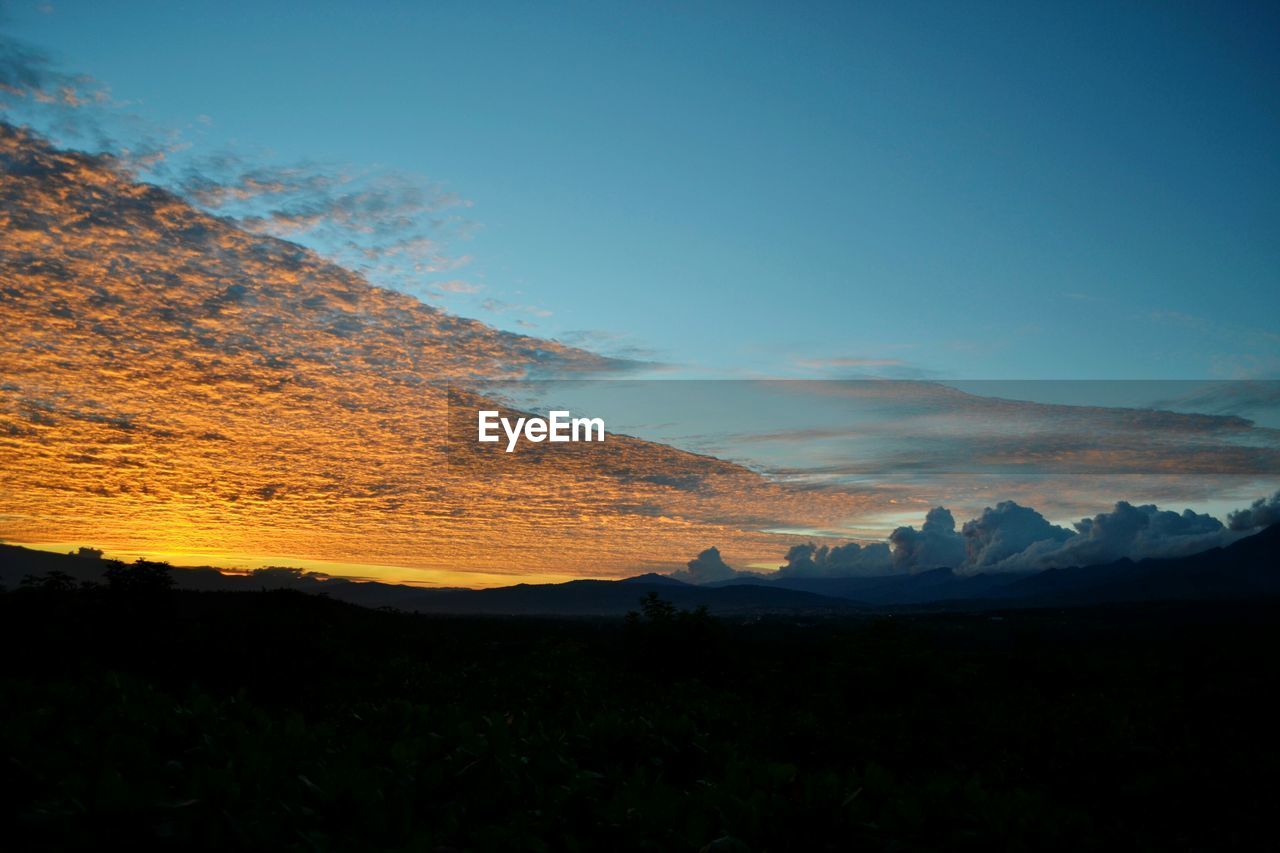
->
4;0;1279;380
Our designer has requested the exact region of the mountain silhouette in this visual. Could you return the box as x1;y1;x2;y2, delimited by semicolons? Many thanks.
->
718;523;1280;607
1001;520;1280;604
709;567;1015;605
4;523;1276;613
619;572;690;586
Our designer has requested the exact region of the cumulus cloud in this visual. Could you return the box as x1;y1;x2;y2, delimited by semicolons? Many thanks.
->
946;500;1238;573
811;493;1271;577
670;546;748;584
961;501;1074;569
672;494;1261;583
1227;490;1280;531
1022;501;1231;568
888;507;965;572
777;540;891;578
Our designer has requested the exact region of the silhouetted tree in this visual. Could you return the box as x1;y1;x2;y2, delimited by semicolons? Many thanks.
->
627;593;718;628
637;591;677;622
103;558;174;594
20;570;78;593
624;593;722;676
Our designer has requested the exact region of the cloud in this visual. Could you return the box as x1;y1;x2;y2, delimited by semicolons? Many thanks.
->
1023;501;1230;568
888;507;965;572
669;546;745;584
555;329;662;362
0;31;125;152
961;501;1074;568
1147;381;1280;421
0;35;668;393
0;33;109;109
1227;490;1280;531
4;123;879;583
881;497;1257;574
0;31;478;302
747;381;1280;482
434;279;483;294
481;298;552;318
777;540;891;578
171;152;475;294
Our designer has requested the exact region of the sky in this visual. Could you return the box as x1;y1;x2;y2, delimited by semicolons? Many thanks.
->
2;2;1279;583
5;0;1279;381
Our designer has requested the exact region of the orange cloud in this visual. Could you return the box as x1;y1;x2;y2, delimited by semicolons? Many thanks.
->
0;124;871;585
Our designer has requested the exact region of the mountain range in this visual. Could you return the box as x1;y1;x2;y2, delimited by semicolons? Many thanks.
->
3;522;1276;614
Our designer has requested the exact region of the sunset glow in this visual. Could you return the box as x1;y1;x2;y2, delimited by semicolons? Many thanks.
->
0;125;876;583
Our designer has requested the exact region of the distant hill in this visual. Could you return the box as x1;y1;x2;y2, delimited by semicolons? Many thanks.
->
0;544;853;616
711;567;1021;606
707;523;1280;607
0;545;111;587
4;523;1276;614
394;579;853;616
619;573;689;586
1002;521;1280;604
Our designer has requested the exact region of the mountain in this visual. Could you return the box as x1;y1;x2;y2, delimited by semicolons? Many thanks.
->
619;573;690;586
0;543;853;615
1002;522;1280;605
397;579;852;616
701;524;1280;607
5;524;1277;614
711;567;1022;606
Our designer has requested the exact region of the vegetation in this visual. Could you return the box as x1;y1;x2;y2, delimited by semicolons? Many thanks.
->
101;558;177;594
2;579;1276;850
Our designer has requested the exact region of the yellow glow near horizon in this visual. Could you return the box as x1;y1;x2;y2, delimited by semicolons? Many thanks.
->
6;539;601;588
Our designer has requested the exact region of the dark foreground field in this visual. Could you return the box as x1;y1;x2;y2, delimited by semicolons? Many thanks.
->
2;586;1278;851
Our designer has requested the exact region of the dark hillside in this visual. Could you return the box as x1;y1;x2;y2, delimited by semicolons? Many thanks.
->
2;583;1277;850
